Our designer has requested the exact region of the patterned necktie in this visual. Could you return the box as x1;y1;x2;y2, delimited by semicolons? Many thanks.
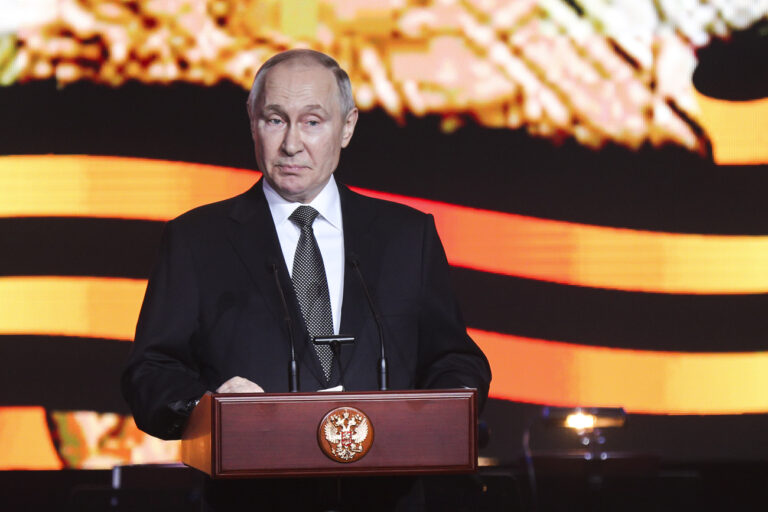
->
289;205;335;381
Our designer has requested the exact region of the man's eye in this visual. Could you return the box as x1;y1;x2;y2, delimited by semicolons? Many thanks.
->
267;118;283;126
306;119;320;127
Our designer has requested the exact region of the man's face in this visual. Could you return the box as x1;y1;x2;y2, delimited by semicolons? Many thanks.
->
251;61;358;203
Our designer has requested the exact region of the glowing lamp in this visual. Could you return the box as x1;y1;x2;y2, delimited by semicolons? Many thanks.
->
542;407;626;433
565;411;596;431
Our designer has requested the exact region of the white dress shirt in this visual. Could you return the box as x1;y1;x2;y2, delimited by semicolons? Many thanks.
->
263;176;344;334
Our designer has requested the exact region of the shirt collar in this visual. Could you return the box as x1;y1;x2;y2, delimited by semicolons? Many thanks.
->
263;175;342;230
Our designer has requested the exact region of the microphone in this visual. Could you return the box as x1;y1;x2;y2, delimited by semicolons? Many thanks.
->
313;335;355;390
348;254;388;391
269;262;299;392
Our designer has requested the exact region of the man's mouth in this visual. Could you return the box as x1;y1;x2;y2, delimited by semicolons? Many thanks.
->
275;164;308;173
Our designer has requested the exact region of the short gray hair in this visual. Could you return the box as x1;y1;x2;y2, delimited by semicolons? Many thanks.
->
246;49;355;121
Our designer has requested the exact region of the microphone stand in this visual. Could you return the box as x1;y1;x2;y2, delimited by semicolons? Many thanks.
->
349;256;388;391
270;263;300;392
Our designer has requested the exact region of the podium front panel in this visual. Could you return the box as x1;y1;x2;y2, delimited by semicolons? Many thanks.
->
183;389;477;478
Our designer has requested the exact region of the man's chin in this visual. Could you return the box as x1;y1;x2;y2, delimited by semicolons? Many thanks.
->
271;179;321;204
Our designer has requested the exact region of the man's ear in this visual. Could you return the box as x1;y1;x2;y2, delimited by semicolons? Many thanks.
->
340;108;359;148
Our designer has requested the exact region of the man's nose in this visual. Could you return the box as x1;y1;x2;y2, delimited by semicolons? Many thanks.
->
281;123;303;155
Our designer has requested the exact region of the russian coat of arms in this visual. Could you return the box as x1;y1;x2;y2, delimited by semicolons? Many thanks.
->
318;407;374;462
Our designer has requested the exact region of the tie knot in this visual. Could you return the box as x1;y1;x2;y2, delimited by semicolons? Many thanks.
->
289;205;320;228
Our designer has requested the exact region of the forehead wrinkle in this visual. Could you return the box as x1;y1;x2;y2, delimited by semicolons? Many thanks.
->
259;63;341;116
262;104;286;114
261;104;330;119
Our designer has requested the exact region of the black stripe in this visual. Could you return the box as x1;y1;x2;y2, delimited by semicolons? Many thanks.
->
693;23;768;101
0;80;254;170
0;335;131;414
452;267;768;353
4;217;768;353
340;109;768;235
0;217;163;279
2;81;767;235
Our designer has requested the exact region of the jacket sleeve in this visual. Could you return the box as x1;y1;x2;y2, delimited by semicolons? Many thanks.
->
121;219;210;439
415;214;492;411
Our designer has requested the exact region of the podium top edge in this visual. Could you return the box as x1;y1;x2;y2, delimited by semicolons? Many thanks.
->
205;388;477;402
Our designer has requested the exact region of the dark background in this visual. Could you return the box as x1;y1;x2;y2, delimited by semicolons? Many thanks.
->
1;79;767;469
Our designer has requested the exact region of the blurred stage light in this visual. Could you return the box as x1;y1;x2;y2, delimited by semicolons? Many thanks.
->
543;406;627;433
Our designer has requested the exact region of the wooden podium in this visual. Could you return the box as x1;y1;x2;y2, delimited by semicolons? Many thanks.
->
181;389;477;479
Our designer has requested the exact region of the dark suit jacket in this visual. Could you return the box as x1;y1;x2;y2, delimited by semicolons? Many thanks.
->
122;179;491;439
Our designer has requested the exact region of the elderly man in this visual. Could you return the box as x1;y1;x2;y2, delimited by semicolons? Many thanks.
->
122;49;491;510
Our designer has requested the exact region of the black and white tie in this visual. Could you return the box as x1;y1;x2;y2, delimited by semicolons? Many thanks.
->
289;205;334;381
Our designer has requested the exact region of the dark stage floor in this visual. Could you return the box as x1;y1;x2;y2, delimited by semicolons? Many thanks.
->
1;459;766;512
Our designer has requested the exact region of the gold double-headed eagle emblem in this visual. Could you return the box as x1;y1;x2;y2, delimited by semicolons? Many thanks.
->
317;407;374;463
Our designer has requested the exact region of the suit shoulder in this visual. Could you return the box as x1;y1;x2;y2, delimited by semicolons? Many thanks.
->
168;188;252;230
174;196;236;222
345;188;432;224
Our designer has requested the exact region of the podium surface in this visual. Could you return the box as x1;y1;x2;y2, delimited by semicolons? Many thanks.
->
182;389;477;478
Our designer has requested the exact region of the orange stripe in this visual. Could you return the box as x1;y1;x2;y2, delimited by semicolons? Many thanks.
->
2;276;767;415
0;407;63;470
472;328;768;415
0;154;257;221
355;188;768;294
694;92;768;165
2;154;768;294
0;276;145;341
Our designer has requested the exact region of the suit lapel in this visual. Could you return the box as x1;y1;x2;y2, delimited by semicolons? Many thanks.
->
226;180;328;387
338;184;383;380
